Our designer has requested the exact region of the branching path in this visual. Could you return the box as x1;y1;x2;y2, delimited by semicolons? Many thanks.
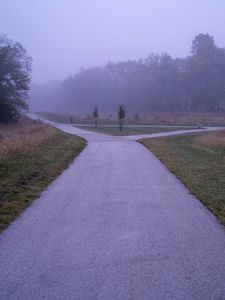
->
0;116;225;299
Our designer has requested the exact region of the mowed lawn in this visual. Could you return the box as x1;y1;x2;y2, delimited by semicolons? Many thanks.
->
77;125;198;136
140;130;225;225
0;119;86;232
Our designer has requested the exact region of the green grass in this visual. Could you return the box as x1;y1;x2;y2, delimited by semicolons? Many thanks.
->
0;124;86;232
77;125;198;136
140;130;225;225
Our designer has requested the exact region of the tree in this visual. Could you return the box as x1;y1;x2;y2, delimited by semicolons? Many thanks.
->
117;104;126;131
92;106;99;127
186;33;225;111
61;33;225;114
134;112;140;122
0;36;32;123
191;33;215;58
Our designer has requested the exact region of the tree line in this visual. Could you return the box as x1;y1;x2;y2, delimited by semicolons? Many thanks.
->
63;33;225;114
1;33;225;123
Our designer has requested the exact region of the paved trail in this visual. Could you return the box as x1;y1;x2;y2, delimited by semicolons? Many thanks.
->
0;118;225;299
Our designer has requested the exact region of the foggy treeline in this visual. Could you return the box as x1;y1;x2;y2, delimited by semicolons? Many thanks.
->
30;81;64;112
31;34;225;114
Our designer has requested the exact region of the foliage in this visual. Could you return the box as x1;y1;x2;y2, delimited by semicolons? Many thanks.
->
92;106;99;127
62;34;225;113
118;104;126;120
117;104;126;131
0;35;32;123
92;106;99;118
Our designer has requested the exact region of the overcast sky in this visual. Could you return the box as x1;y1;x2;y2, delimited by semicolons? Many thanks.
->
1;0;225;84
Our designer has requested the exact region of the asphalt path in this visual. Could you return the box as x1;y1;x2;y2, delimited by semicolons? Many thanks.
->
0;116;225;299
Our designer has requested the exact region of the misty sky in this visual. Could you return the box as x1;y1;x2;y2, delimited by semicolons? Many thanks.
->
1;0;225;84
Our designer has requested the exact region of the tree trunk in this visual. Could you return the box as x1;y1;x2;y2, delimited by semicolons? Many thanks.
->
119;119;123;131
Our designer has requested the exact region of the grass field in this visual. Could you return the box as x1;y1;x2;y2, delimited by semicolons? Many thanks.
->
77;125;198;136
140;130;225;225
37;111;225;126
0;118;86;232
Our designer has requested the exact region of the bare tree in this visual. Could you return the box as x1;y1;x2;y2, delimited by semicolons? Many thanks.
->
118;104;126;131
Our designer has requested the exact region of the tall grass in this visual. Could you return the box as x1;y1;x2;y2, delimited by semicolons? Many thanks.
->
0;118;86;231
38;111;225;126
0;119;55;159
196;130;225;148
139;113;225;126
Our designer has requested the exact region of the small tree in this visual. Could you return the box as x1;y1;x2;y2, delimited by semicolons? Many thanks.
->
134;112;139;122
117;104;126;131
92;106;99;127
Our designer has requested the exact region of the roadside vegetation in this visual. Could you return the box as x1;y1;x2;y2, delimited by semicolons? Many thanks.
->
77;125;199;136
140;130;225;225
38;111;225;127
0;118;86;232
0;35;31;123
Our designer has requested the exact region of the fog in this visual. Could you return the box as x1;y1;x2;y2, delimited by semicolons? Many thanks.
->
1;0;225;84
1;0;225;113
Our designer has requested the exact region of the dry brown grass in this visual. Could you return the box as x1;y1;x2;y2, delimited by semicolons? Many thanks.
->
0;118;86;231
0;119;55;159
140;113;225;126
38;111;225;126
196;130;225;148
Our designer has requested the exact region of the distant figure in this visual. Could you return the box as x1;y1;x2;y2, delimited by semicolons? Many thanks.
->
70;116;73;124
